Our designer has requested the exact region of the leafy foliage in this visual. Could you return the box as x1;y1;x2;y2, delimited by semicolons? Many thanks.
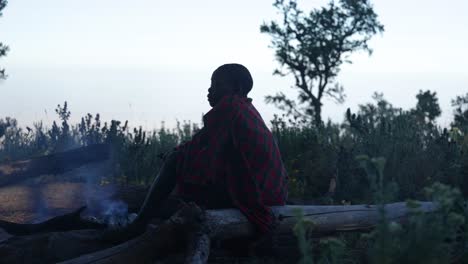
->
293;208;352;264
365;183;468;264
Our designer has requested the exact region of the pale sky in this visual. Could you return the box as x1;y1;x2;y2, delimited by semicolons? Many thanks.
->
0;0;467;129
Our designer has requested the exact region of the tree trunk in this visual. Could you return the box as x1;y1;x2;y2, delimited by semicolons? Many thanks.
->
313;101;322;128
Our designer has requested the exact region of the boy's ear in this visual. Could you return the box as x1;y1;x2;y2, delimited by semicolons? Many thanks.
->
233;84;242;95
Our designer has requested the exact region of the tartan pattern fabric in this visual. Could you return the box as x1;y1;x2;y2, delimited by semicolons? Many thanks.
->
174;95;288;233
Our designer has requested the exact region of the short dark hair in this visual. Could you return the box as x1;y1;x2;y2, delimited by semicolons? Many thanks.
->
213;64;253;96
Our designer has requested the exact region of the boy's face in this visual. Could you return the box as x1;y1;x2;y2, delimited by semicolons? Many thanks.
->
207;71;238;107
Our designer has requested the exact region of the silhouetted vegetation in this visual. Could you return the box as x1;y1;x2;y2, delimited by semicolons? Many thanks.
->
2;89;466;197
2;89;467;262
261;0;384;127
452;93;468;132
0;103;198;185
0;0;8;79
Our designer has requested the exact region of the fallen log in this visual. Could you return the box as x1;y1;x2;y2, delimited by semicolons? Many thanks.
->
0;203;202;264
185;211;211;264
0;206;105;236
2;201;433;264
57;203;204;264
0;144;110;187
185;232;211;264
205;202;437;240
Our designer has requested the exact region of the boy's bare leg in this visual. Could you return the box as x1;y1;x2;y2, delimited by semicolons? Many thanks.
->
102;151;179;242
131;151;179;226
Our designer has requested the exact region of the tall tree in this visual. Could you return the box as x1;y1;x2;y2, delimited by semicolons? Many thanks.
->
0;0;8;79
261;0;384;127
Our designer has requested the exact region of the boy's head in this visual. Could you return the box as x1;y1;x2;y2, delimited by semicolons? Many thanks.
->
207;63;253;107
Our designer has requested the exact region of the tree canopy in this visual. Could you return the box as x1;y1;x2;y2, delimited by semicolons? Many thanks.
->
261;0;384;127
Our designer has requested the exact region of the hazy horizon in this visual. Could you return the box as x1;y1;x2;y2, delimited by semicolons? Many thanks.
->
1;0;467;129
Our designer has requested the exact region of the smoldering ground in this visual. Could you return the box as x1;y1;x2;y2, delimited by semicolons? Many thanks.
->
0;159;139;227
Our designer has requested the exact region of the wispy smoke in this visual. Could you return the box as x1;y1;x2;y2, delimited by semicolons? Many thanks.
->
32;184;49;223
82;166;136;227
101;200;136;227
